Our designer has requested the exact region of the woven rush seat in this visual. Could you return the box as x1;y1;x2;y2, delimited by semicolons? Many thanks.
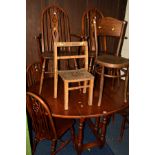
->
59;69;94;81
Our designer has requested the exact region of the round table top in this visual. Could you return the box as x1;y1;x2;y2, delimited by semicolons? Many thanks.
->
28;77;128;119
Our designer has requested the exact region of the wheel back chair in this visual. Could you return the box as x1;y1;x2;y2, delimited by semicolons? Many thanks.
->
54;41;94;110
81;8;104;72
26;62;42;90
37;5;78;94
26;91;75;155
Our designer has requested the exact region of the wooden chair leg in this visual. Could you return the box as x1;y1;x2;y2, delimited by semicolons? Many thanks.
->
32;138;38;155
88;57;93;72
54;71;58;98
98;67;105;106
39;58;46;94
88;79;94;106
64;81;69;110
51;139;57;154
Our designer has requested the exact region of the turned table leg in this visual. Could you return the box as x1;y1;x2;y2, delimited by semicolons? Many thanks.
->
77;118;85;155
100;116;108;146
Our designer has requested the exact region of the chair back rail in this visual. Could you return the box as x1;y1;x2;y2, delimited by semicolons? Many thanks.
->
96;17;127;56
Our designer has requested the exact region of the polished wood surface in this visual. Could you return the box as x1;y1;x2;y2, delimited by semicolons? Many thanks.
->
29;77;128;118
28;76;128;154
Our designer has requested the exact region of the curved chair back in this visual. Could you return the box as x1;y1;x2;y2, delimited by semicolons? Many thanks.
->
26;92;57;140
97;17;127;56
82;8;104;52
41;5;71;53
26;62;42;89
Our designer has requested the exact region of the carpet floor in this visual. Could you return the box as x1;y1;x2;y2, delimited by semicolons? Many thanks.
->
34;114;129;155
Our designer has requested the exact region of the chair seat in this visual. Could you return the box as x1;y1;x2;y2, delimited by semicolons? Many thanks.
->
58;69;94;82
96;54;129;68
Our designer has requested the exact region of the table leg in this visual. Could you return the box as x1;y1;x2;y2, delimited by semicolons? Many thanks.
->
98;66;105;106
77;118;85;155
100;116;108;146
94;117;100;133
39;58;46;94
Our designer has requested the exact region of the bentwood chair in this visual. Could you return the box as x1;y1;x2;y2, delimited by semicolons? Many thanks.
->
26;92;75;155
93;17;129;106
26;62;42;90
81;8;104;72
38;5;78;94
54;41;94;110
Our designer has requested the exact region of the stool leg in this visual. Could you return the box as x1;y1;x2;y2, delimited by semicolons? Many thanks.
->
83;81;87;93
98;66;104;106
88;79;94;106
64;81;69;110
39;59;46;94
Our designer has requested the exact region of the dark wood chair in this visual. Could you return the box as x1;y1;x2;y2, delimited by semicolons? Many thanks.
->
37;5;78;94
93;17;129;106
91;17;129;137
26;91;75;155
26;62;42;90
81;8;104;72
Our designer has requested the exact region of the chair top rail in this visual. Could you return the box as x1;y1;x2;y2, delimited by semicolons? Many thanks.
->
54;41;87;47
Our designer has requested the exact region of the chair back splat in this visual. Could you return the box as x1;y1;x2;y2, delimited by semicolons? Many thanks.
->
41;5;71;53
81;8;104;72
97;17;127;56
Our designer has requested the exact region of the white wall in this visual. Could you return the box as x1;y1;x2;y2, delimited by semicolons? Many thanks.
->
121;1;129;58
